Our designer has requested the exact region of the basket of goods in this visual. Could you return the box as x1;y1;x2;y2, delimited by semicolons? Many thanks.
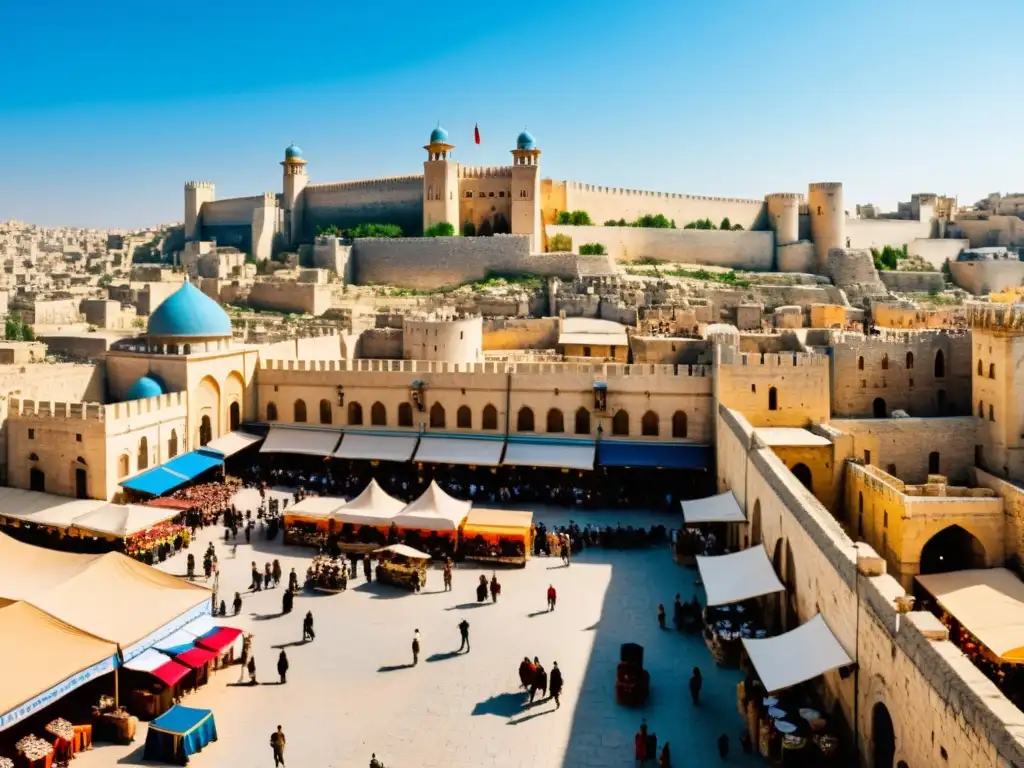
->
16;735;54;762
45;719;75;742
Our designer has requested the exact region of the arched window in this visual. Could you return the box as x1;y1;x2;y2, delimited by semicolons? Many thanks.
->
574;407;590;435
768;387;778;411
430;402;446;429
348;402;363;426
906;352;914;369
229;401;240;431
857;356;864;371
456;405;472;429
546;408;564;433
517;406;535;432
319;399;332;424
612;409;629;436
199;415;212;446
118;454;130;478
168;429;178;458
482;404;498;431
266;402;278;421
294;399;307;423
138;436;149;470
641;411;659;437
990;363;996;379
398;402;413;427
672;411;688;438
978;359;983;376
935;350;945;378
371;402;387;426
978;400;984;418
881;354;889;370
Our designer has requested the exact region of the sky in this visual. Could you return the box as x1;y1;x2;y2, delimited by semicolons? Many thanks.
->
1;0;1022;229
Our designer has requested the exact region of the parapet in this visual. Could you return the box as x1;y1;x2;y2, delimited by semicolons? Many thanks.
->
809;182;843;192
457;165;513;179
185;181;215;190
9;397;105;420
765;192;804;202
967;301;1024;331
304;175;423;193
104;391;187;421
259;192;279;207
260;358;711;378
563;180;762;205
718;348;829;367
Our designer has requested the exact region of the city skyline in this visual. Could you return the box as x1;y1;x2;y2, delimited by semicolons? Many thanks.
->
1;0;1022;228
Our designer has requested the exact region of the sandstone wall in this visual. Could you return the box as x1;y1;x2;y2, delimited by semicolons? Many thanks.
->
846;218;932;249
629;336;709;364
878;270;945;294
201;195;264;226
545;224;774;269
776;241;816;273
302;177;424;240
949;259;1024;295
908;238;967;268
974;467;1024;565
356;328;403;359
827;248;888;300
247;282;333;316
352;236;580;290
482;317;559;351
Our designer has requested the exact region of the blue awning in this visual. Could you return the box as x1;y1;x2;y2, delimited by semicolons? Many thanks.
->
121;448;224;496
597;441;711;470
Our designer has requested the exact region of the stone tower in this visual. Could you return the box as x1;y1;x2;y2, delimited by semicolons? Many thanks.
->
281;144;308;247
510;131;542;252
422;126;459;235
764;193;801;247
184;181;215;242
808;182;845;273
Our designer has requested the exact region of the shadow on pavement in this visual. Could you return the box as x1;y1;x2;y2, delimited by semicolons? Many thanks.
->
377;663;415;673
527;609;551;618
353;582;407;600
270;639;309;649
472;691;530;718
426;650;462;663
507;703;557;725
444;602;489;611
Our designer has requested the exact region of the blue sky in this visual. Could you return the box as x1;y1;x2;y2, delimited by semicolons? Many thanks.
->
1;0;1021;228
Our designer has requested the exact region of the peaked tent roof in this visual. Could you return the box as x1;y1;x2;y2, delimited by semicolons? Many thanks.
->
374;543;432;560
390;481;471;531
332;479;406;527
286;496;346;519
681;491;746;524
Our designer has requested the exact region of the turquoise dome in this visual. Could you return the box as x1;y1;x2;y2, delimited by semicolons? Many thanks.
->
147;282;232;339
516;131;536;150
429;126;449;144
126;374;166;401
284;143;303;159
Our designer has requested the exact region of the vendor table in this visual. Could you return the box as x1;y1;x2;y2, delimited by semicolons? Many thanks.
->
143;705;217;766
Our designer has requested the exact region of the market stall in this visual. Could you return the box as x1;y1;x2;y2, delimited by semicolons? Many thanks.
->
677;491;745;564
308;554;350;592
390;481;470;558
122;649;190;719
460;508;533;565
142;705;217;765
328;480;405;552
374;543;431;591
69;503;188;562
282;496;345;547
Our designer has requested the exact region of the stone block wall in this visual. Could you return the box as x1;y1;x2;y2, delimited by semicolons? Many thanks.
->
356;328;404;359
247;282;333;316
908;237;967;269
845;217;932;249
201;195;264;226
826;248;888;301
950;259;1024;295
481;317;559;351
302;176;424;240
878;270;945;294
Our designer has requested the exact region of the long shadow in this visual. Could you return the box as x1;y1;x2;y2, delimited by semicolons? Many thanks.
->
378;663;415;673
262;681;286;686
116;744;148;764
353;581;408;600
426;650;462;663
472;691;529;717
249;611;284;621
547;564;568;570
271;640;309;649
443;602;489;611
527;609;551;618
507;705;557;724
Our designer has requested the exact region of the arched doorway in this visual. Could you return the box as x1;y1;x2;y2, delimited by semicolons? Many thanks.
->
872;702;896;768
934;349;945;378
75;466;87;499
873;397;887;418
920;525;986;575
199;415;212;447
29;468;45;492
429;403;446;429
229;401;240;431
792;463;813;493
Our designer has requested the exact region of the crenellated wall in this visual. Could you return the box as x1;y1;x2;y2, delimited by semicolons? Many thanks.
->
302;176;424;239
715;348;831;427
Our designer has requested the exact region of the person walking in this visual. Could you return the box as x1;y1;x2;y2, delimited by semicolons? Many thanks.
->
288;567;298;593
689;666;702;705
410;569;421;594
635;721;649;768
659;742;672;768
277;650;289;684
658;603;667;630
186;553;195;580
443;559;453;592
369;753;384;768
247;655;257;685
251;562;261;592
302;611;315;642
270;725;286;767
412;629;421;666
272;559;282;587
264;563;272;590
547;584;557;612
232;591;242;616
529;658;546;703
549;661;563;708
363;556;372;582
489;574;500;603
458;619;470;652
518;657;535;690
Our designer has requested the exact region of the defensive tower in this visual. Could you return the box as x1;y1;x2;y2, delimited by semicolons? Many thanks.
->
808;182;845;273
184;181;215;242
422;126;459;234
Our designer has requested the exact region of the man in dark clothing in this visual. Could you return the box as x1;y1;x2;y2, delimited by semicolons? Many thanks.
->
458;619;470;652
549;661;563;708
363;557;372;582
232;592;242;616
412;629;421;665
530;660;547;703
689;666;702;705
277;650;289;684
270;725;286;766
251;563;261;592
302;611;315;642
717;733;729;760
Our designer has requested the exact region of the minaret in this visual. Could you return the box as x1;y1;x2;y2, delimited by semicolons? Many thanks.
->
422;126;459;235
281;144;308;247
510;131;542;251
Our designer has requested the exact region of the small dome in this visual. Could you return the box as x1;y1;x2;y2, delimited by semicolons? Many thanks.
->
516;131;536;150
126;374;166;401
429;126;449;144
147;282;232;339
284;143;303;159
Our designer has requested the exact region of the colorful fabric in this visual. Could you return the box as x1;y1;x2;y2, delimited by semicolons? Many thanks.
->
143;705;217;765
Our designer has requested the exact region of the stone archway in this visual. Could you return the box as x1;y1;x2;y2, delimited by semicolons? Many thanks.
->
872;702;896;768
920;524;987;575
791;463;813;493
195;375;221;447
223;370;245;434
873;397;887;418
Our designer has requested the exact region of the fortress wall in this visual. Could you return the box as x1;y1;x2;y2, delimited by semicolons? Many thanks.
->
953;215;1024;248
201;224;250;252
247;282;333;316
950;260;1024;296
563;182;766;230
845;218;932;250
201;196;264;226
352;236;579;290
545;225;774;269
303;176;424;239
908;238;967;269
776;241;816;273
877;270;945;294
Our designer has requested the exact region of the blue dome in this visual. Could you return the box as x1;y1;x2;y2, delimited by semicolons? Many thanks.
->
516;131;536;150
284;143;303;159
429;126;449;144
126;374;166;401
147;282;232;339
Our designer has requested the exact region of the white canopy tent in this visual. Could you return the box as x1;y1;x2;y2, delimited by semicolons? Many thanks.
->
696;547;786;606
70;503;181;538
741;614;852;693
374;543;431;560
286;496;346;519
333;432;419;462
681;491;746;525
414;436;504;466
391;481;471;531
332;480;405;527
205;431;263;457
260;427;342;456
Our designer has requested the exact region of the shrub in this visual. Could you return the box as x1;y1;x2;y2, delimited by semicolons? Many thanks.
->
683;218;717;230
556;210;592;226
462;221;476;237
633;213;674;229
424;222;455;237
549;233;573;252
579;243;607;255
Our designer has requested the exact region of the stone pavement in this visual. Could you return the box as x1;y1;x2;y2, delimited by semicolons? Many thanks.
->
74;499;759;767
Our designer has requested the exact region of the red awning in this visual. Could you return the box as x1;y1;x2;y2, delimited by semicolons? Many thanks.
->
174;646;219;669
151;659;191;687
196;627;242;654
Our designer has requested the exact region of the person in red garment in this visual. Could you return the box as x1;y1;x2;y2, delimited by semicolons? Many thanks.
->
547;584;557;612
635;720;649;767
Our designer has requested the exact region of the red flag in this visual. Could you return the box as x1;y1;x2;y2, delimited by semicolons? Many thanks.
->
474;123;481;145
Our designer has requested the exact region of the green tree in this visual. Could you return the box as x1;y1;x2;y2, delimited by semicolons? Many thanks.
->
317;225;343;237
732;223;744;231
569;210;592;226
348;223;403;238
462;221;476;237
579;243;607;255
603;219;619;226
634;213;673;229
424;222;455;237
683;218;717;230
719;217;732;230
5;315;22;341
556;211;572;225
22;324;34;342
548;233;573;252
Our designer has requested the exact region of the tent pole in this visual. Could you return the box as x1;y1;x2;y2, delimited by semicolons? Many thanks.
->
114;667;119;709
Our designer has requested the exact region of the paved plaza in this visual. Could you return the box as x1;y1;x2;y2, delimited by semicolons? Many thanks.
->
75;491;758;767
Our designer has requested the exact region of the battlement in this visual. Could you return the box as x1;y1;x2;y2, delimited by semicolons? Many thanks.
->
765;192;804;201
305;175;423;193
260;358;710;378
105;391;187;420
967;301;1024;331
457;165;513;179
809;182;843;191
185;181;215;190
9;392;188;422
260;192;279;206
719;349;829;368
564;181;762;205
